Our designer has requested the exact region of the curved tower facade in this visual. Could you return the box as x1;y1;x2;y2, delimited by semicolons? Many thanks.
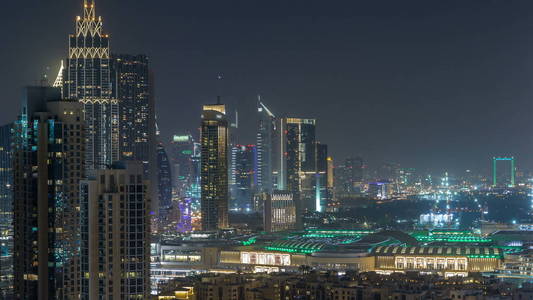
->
200;102;229;231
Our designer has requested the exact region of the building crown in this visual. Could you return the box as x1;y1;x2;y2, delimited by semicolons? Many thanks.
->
76;0;104;37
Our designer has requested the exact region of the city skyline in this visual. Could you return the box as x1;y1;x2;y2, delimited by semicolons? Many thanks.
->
3;1;533;174
5;1;533;299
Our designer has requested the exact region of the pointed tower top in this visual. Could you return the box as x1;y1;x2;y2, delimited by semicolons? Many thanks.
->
52;60;64;88
257;94;275;118
83;0;96;19
75;0;106;39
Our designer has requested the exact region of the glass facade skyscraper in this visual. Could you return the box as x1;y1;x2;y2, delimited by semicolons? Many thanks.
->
200;102;229;231
169;134;195;199
315;143;329;212
285;118;316;214
156;142;172;216
13;87;85;299
256;98;276;194
63;0;119;170
0;123;13;298
111;54;155;177
230;144;257;212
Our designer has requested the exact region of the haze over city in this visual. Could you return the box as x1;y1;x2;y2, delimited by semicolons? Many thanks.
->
3;0;533;174
4;1;533;299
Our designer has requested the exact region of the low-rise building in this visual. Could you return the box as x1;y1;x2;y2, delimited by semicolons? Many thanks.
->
372;246;503;277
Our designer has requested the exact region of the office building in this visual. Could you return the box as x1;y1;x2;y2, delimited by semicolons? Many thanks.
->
111;54;156;177
157;142;172;216
368;180;394;200
276;118;317;219
230;145;256;212
13;87;85;299
187;142;202;227
284;118;316;192
80;162;150;299
200;101;229;231
346;156;364;184
335;156;365;195
168;134;195;199
327;156;334;190
315;143;329;212
256;98;276;194
167;135;197;232
63;0;119;170
0;123;13;298
264;191;296;232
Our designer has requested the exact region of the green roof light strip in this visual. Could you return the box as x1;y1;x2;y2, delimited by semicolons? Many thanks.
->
467;255;502;259
241;237;257;246
264;247;317;254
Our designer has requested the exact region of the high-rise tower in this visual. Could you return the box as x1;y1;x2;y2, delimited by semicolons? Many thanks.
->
64;0;119;170
111;54;156;177
256;97;275;194
80;162;150;299
284;118;316;193
275;118;317;226
13;87;85;300
156;142;172;216
200;101;229;231
230;144;256;211
0;123;13;298
168;134;195;199
315;142;329;212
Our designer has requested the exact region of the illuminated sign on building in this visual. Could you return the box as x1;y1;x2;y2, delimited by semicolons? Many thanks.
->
173;135;191;142
240;252;291;266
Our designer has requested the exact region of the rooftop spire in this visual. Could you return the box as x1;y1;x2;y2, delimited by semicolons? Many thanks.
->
75;0;105;41
53;60;64;88
83;0;95;20
258;94;275;118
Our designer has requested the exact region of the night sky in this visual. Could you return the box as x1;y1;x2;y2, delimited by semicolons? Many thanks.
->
2;0;533;176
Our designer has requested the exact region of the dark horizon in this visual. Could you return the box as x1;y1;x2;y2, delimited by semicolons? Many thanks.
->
2;0;533;176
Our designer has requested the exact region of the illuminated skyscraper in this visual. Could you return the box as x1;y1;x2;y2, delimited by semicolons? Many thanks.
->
13;87;85;299
284;118;316;192
111;54;156;176
63;0;119;170
157;142;172;215
278;118;317;217
80;162;150;299
230;145;256;212
0;123;13;298
168;134;197;232
256;97;275;193
169;134;195;198
185;142;202;230
200;101;229;231
315;143;329;212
